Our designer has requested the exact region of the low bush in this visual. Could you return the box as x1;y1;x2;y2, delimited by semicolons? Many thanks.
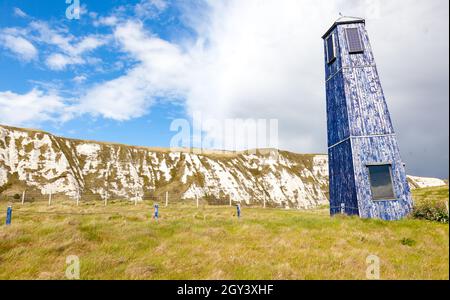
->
412;201;449;224
401;238;416;247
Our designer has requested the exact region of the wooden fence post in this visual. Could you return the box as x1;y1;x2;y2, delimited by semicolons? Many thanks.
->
21;191;25;205
196;195;199;208
48;192;52;206
165;191;168;207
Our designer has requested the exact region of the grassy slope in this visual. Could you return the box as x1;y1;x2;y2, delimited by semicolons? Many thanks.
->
0;187;448;280
0;124;286;157
412;185;449;207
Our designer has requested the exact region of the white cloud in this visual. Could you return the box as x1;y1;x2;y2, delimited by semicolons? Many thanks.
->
13;7;27;18
73;75;87;83
150;0;168;10
64;1;340;150
28;21;108;70
46;53;84;70
182;0;338;151
94;15;119;27
73;21;188;120
0;34;38;61
73;36;107;55
29;21;73;52
75;68;153;120
0;89;65;126
135;0;168;19
93;1;167;27
44;35;107;70
0;20;107;70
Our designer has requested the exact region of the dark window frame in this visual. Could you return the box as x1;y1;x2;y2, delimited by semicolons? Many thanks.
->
345;27;364;54
326;33;336;64
366;163;397;201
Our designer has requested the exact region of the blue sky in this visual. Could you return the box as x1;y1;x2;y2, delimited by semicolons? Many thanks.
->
0;0;192;147
0;0;448;178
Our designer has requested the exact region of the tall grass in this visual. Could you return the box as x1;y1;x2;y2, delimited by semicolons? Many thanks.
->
0;187;448;280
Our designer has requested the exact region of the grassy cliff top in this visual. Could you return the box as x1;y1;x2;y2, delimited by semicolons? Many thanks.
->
0;124;325;158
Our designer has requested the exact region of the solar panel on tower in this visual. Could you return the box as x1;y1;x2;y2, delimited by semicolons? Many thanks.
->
346;28;364;54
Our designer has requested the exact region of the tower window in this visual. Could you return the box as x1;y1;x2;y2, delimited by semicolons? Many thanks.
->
367;164;396;200
346;28;364;54
326;34;336;64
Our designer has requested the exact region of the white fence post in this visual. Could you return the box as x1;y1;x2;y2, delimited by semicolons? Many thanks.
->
196;195;199;208
21;191;25;205
165;191;168;207
229;196;232;207
48;192;52;206
76;194;80;206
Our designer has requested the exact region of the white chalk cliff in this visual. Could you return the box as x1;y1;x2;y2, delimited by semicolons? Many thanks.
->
0;125;446;207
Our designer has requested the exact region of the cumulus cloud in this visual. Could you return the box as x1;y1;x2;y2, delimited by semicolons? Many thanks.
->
43;35;107;70
45;53;82;70
73;21;188;120
0;89;65;126
0;34;38;61
28;21;108;70
75;68;153;120
0;20;107;70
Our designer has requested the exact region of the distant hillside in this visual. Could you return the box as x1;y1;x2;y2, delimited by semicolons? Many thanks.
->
0;124;446;208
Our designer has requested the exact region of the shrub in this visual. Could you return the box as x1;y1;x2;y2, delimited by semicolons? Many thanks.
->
13;193;21;200
401;238;416;247
412;201;449;224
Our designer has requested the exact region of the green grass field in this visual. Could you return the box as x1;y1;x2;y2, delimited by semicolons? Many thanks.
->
0;186;448;280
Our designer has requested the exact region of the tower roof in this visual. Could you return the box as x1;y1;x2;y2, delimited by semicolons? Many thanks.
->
322;16;365;39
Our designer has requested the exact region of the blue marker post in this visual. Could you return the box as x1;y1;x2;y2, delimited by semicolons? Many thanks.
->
236;204;241;220
6;206;12;225
153;203;159;222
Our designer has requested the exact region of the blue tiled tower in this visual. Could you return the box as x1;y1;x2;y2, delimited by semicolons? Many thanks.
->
322;17;413;220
